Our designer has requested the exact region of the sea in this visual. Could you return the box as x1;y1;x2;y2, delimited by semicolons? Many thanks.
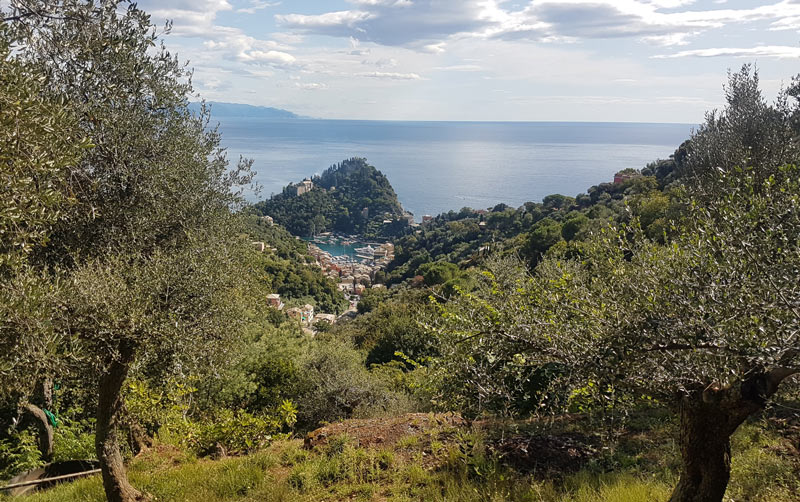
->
215;118;695;219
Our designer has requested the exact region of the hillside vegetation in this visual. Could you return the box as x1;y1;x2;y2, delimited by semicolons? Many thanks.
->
5;415;798;502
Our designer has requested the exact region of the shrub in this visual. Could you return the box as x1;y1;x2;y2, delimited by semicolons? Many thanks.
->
294;338;416;429
0;430;43;480
52;414;96;462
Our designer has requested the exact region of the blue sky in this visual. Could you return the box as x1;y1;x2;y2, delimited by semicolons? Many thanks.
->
136;0;800;122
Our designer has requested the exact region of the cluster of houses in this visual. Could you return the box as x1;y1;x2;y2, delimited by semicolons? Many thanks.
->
266;293;338;333
307;241;394;290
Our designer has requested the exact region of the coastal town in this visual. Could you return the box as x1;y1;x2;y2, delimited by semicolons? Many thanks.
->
254;214;395;334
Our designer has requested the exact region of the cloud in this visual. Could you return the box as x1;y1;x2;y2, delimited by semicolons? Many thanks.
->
433;64;483;71
363;57;399;68
356;71;423;80
295;82;328;90
277;0;498;49
274;0;800;51
654;45;800;59
236;1;281;15
770;15;800;30
239;49;296;65
276;10;375;31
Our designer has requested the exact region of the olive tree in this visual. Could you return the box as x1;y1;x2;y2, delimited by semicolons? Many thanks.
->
430;69;800;502
2;2;259;501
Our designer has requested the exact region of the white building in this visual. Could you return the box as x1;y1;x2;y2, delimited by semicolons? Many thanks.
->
296;179;314;196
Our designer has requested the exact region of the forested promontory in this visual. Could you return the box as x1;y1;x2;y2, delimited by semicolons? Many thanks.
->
254;158;407;237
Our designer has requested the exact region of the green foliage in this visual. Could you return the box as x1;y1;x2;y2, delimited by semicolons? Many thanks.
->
9;416;799;502
416;261;460;286
52;413;96;463
524;217;564;263
333;288;437;369
0;38;87;272
126;378;197;438
192;324;307;414
190;408;288;456
255;158;406;238
0;430;43;480
294;337;416;429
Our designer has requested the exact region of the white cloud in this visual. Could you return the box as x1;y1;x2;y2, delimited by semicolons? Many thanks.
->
239;49;296;65
654;45;800;59
277;1;498;49
276;10;375;29
236;1;280;15
363;57;399;68
641;32;696;46
433;64;484;71
273;0;800;51
295;82;328;90
356;71;423;80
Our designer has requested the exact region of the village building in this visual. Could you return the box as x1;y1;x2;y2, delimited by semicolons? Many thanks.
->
261;215;274;226
314;313;337;325
422;215;433;224
296;178;314;196
614;172;639;184
252;241;266;252
287;304;315;326
266;293;284;310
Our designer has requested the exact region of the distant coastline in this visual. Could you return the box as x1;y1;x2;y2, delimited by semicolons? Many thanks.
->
189;101;309;120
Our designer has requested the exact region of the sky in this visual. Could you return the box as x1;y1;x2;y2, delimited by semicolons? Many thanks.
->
135;0;800;123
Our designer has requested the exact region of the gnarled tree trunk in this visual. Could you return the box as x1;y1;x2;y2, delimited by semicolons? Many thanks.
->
669;369;797;502
668;398;737;502
96;343;144;502
21;403;54;463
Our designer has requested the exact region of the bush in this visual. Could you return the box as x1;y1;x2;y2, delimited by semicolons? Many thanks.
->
193;409;282;456
294;338;417;429
161;408;293;457
0;430;43;480
52;413;96;462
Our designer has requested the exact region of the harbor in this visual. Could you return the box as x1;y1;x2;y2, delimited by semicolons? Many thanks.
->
305;233;394;296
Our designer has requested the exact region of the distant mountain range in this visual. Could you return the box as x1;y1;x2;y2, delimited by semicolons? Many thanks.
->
189;101;305;119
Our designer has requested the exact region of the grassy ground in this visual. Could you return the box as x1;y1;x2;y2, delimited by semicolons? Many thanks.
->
4;415;799;502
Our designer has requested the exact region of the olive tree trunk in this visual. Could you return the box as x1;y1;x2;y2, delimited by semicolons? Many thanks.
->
22;403;53;462
668;398;738;502
669;369;797;502
96;343;143;502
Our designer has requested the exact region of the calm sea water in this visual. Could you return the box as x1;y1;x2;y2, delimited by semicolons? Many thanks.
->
215;118;694;218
